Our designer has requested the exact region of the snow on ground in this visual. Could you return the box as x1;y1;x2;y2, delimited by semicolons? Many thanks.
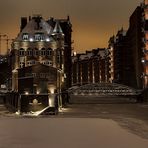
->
0;118;148;148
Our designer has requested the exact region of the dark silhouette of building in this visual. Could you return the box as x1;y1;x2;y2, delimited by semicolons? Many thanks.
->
126;6;144;89
0;55;11;89
108;2;148;89
108;28;129;85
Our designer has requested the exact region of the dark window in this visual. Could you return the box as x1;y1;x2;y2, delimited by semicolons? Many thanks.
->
19;48;25;56
40;48;46;56
47;48;52;56
27;48;33;56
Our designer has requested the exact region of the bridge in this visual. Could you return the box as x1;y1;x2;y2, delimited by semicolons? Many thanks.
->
68;83;142;103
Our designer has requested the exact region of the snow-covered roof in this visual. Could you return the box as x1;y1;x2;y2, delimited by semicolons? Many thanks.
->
52;21;63;34
80;54;89;60
15;16;63;41
99;50;105;59
86;52;93;58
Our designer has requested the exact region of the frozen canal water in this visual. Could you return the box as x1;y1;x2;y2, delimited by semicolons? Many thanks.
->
0;118;148;148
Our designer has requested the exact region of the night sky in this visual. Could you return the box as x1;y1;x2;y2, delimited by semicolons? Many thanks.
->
0;0;142;54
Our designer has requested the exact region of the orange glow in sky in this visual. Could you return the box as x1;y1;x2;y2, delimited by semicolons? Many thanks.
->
0;0;142;54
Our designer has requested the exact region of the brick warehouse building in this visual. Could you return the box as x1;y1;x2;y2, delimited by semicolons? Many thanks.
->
72;48;109;86
108;1;148;90
9;15;72;112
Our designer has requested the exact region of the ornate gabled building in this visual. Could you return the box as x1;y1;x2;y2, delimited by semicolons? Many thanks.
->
10;15;72;112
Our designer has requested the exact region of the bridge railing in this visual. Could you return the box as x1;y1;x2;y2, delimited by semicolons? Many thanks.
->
68;83;142;96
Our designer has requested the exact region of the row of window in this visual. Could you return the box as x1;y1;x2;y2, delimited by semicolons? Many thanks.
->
25;73;56;79
22;33;48;41
19;60;53;68
19;48;52;56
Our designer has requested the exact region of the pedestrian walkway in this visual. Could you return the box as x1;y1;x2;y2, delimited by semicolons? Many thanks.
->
69;95;136;104
0;104;10;116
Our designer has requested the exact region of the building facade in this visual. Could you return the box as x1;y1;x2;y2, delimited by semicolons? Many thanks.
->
0;55;11;88
72;48;109;86
108;29;129;85
108;1;148;89
142;0;148;88
10;15;72;112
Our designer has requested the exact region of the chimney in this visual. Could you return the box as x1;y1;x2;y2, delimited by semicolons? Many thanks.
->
20;17;27;32
29;16;31;21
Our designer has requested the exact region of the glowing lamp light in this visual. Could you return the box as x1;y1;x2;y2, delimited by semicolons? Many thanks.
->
141;59;145;63
46;38;50;42
51;33;55;36
29;38;34;42
25;92;29;95
36;91;40;94
74;51;77;56
50;88;54;94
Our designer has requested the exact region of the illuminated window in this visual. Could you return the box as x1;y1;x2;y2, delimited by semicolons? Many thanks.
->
34;33;44;41
22;33;29;40
42;60;53;66
20;62;25;68
27;60;36;66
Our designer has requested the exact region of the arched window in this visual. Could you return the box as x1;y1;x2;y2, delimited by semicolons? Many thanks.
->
19;48;25;56
22;33;29;40
27;48;33;56
40;48;46;56
47;48;52;56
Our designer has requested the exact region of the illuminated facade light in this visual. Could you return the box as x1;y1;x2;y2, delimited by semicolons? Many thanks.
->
50;87;55;94
25;92;29;95
29;38;34;42
46;38;50;42
73;51;77;56
142;59;145;63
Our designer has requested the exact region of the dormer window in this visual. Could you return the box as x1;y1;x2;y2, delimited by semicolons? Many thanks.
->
35;33;44;41
22;33;29;40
